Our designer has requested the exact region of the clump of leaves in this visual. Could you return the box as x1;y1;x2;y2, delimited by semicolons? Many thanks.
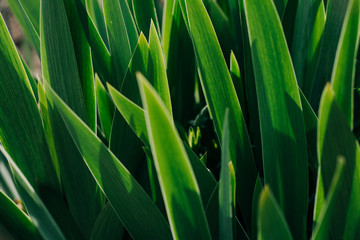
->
0;0;360;239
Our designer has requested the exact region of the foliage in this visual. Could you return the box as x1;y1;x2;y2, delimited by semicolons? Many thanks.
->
0;0;360;239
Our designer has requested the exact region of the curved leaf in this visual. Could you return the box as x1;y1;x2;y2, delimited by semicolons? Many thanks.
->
138;73;211;240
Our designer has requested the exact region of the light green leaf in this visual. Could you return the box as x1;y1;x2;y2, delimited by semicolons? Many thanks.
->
179;0;257;227
243;0;308;238
148;21;172;115
138;73;211;239
230;51;246;117
314;84;360;239
45;83;172;240
258;186;293;240
330;0;360;128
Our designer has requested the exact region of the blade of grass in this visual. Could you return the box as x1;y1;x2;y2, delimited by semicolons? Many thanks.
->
179;0;257;227
243;0;309;238
45;83;172;240
330;0;360;128
138;73;211;239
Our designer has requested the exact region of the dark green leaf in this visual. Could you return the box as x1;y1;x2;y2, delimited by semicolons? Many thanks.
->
243;0;308;238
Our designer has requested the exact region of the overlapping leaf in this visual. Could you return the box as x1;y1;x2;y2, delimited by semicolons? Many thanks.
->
243;0;308;238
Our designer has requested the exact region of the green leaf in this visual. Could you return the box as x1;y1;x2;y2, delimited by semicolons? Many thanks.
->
63;0;97;131
273;0;288;18
109;34;149;175
0;147;65;240
303;0;326;96
103;0;135;87
75;0;111;85
311;158;346;240
0;151;20;201
243;0;309;238
230;51;246;117
291;0;325;89
258;186;293;240
40;0;102;235
163;0;196;124
330;0;360;128
96;76;115;142
202;0;236;61
179;0;257;227
85;0;109;47
45;83;172;240
251;176;263;240
138;73;211;239
148;21;172;115
0;12;59;194
91;203;124;240
6;0;40;55
310;0;351;110
314;84;360;239
107;84;217;205
0;189;40;240
132;0;160;37
219;109;235;240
